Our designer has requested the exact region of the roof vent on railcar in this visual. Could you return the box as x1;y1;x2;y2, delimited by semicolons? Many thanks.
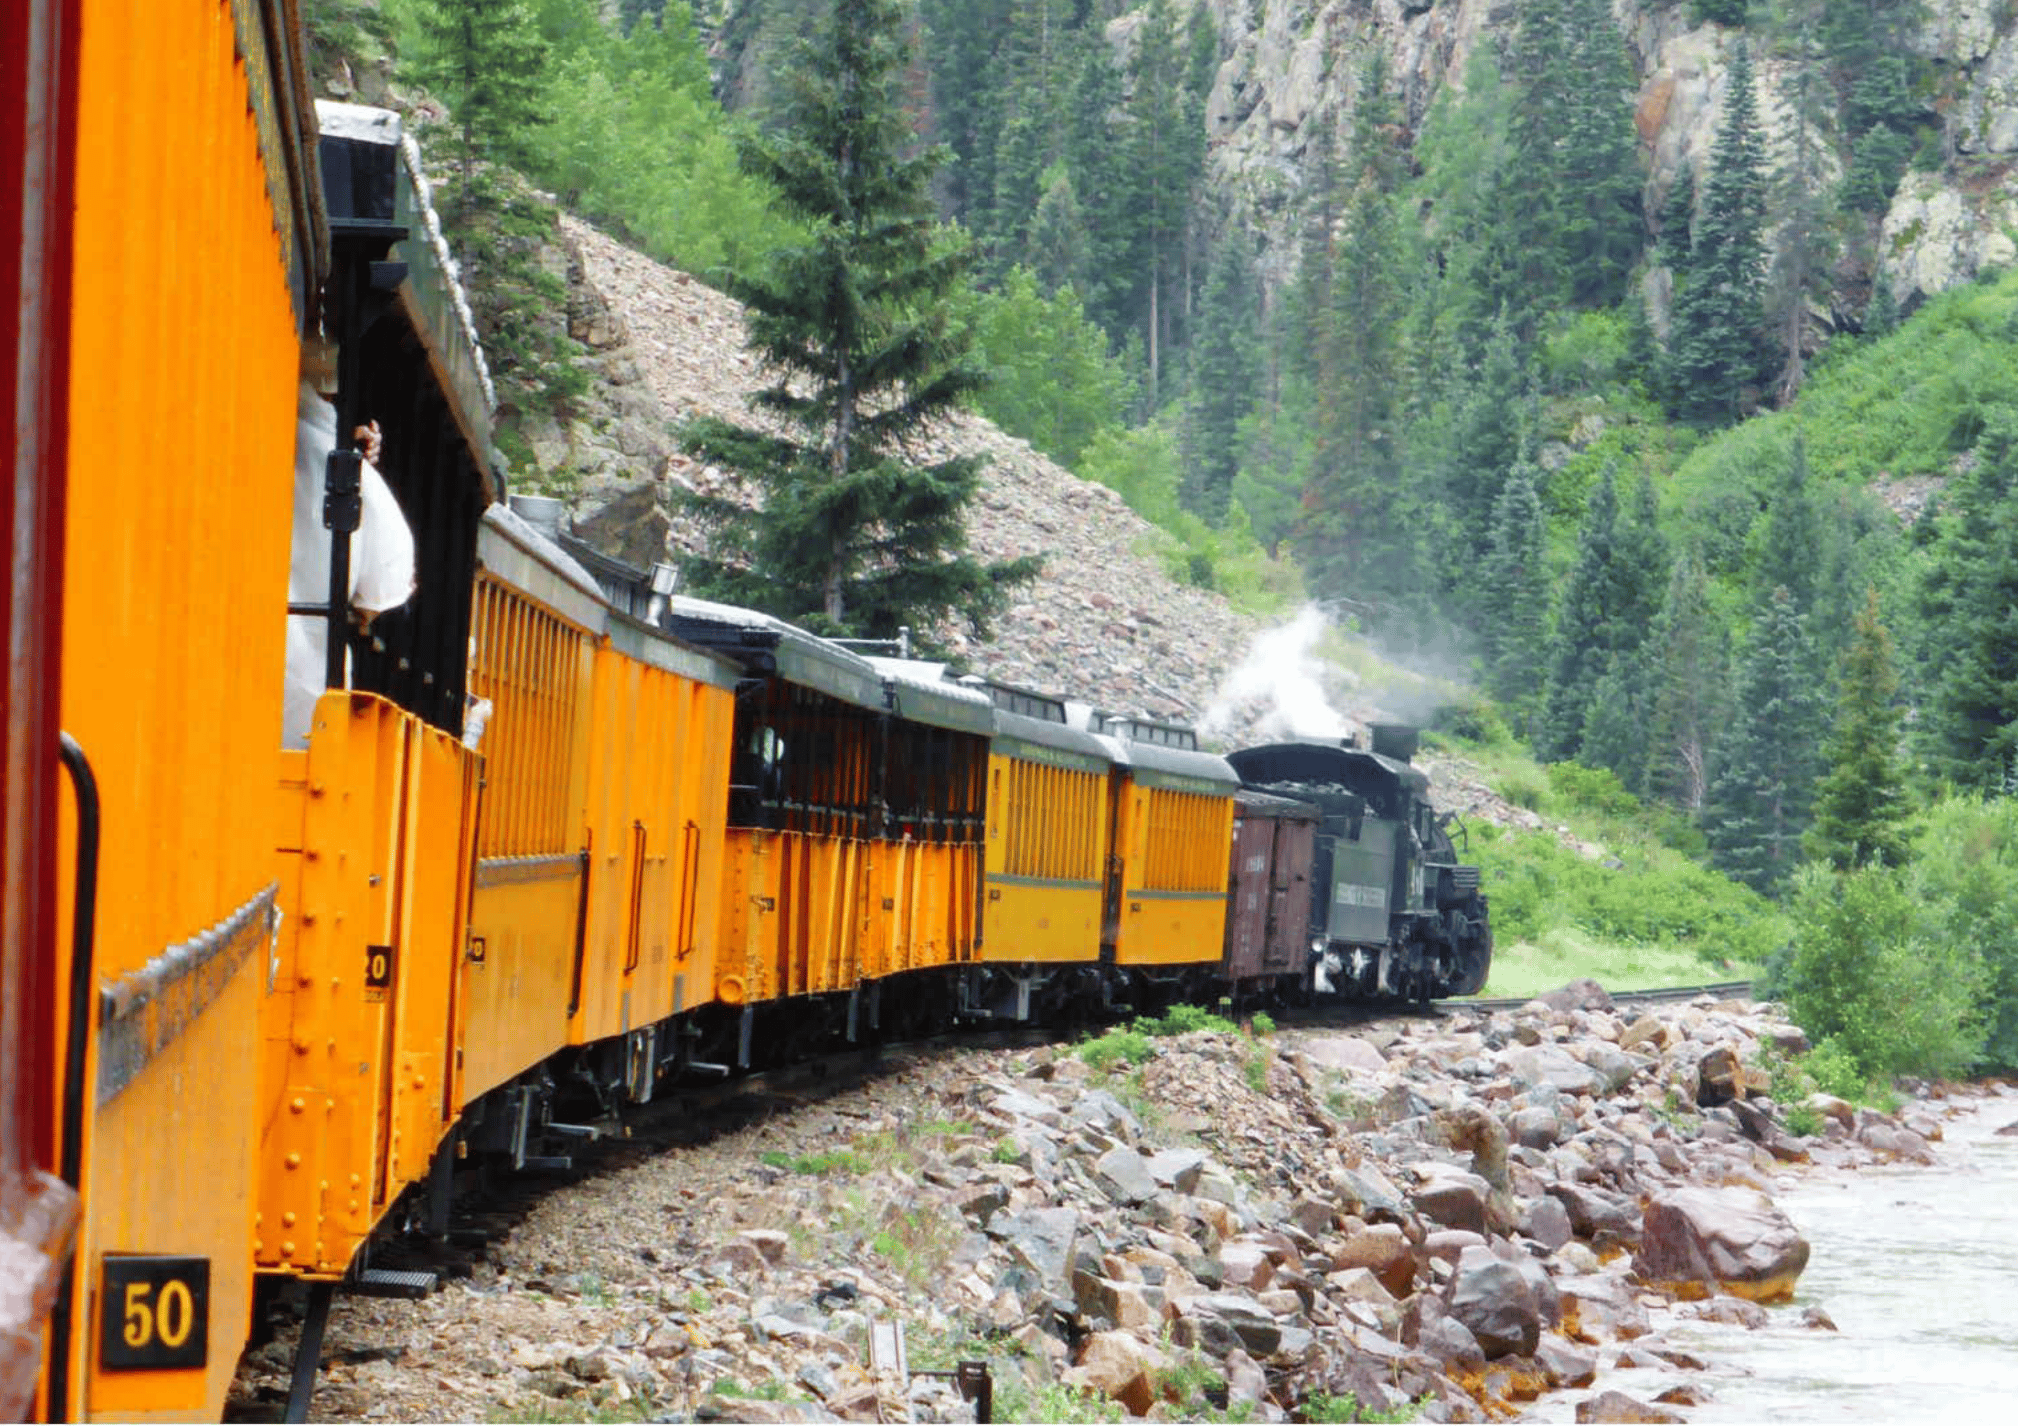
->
965;678;1068;725
1093;712;1199;751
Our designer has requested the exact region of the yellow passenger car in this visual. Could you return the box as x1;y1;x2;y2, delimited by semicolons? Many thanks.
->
41;1;324;1417
975;683;1115;974
1096;716;1240;974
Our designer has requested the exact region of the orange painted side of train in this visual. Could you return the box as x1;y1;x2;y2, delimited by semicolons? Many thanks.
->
2;5;1257;1421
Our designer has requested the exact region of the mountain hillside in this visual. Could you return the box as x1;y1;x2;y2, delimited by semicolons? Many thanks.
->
555;215;1274;729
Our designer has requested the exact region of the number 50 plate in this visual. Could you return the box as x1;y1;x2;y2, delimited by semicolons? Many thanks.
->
99;1256;209;1370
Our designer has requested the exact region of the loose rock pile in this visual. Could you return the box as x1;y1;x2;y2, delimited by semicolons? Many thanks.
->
230;983;1953;1423
555;216;1270;733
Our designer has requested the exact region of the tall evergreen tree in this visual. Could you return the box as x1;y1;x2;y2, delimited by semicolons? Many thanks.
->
1645;546;1723;811
1656;162;1695;266
1579;650;1650;792
1767;4;1834;404
1184;230;1259;518
1299;56;1423;621
1444;308;1526;546
412;0;551;202
1538;468;1663;760
1704;587;1827;893
1805;588;1910;872
1757;433;1821;617
1487;0;1569;336
1666;40;1767;422
677;0;1038;635
1917;410;2018;789
1557;0;1645;308
1124;0;1212;405
1481;460;1552;718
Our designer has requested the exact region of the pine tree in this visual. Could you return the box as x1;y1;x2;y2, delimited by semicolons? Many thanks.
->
1487;0;1569;336
1865;267;1900;336
1124;0;1212;405
1767;3;1834;404
1538;468;1657;760
1656;163;1695;266
1184;230;1258;519
1704;587;1827;893
1027;164;1092;298
1557;0;1644;308
1299;56;1423;621
677;0;1038;636
1444;308;1526;546
412;0;551;202
1917;411;2018;789
1665;39;1767;422
1805;587;1910;872
1757;433;1821;617
1481;460;1552;720
1579;651;1649;792
1645;546;1723;811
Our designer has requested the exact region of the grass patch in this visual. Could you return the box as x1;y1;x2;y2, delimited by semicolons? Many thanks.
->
759;1147;874;1176
1479;925;1759;1000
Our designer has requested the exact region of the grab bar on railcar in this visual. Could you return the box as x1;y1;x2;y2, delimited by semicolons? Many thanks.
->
46;732;101;1423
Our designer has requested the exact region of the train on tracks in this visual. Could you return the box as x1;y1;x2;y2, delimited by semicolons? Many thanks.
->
0;3;1488;1419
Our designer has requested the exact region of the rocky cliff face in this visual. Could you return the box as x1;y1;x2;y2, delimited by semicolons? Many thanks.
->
1176;0;2018;315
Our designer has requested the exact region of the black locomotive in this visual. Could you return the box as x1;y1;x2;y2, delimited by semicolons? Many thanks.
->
1228;724;1492;1001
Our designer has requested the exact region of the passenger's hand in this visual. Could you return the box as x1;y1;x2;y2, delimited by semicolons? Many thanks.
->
353;420;383;465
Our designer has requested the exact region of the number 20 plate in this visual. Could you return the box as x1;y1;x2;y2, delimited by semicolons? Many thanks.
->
99;1255;209;1370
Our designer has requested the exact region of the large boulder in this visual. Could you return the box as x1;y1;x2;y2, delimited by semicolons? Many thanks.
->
1062;1330;1172;1417
1443;1245;1540;1359
1537;979;1616;1013
1505;1045;1604;1096
1411;1167;1491;1234
1576;1389;1684;1424
988;1207;1080;1292
1546;1181;1643;1246
1635;1187;1810;1303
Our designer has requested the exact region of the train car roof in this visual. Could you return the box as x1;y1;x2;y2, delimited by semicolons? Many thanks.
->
1225;741;1430;796
317;101;496;484
1235;788;1322;820
475;509;739;688
1100;731;1241;795
664;596;886;711
865;657;997;736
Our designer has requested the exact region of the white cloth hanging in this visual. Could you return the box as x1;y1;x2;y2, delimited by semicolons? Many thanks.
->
282;380;417;747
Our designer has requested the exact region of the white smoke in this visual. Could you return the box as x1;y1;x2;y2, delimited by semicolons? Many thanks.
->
1200;604;1357;746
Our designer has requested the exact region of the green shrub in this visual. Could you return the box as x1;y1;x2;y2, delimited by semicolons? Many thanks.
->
1142;1003;1237;1037
1784;863;1986;1081
1470;823;1789;967
1249;1011;1277;1035
1078;1027;1156;1071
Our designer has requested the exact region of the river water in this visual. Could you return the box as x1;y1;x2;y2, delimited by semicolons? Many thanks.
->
1537;1084;2018;1423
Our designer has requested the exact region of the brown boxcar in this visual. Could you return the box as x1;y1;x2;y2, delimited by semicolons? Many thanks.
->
1223;790;1319;984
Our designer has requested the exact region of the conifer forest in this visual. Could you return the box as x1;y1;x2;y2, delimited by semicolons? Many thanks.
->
313;0;2018;1086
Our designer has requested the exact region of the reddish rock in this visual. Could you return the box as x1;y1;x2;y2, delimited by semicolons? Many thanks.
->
1412;1170;1490;1234
1534;1334;1597;1388
1331;1222;1413;1299
1062;1330;1172;1417
1547;1181;1643;1245
1635;1187;1810;1303
1576;1389;1684;1423
1443;1244;1540;1359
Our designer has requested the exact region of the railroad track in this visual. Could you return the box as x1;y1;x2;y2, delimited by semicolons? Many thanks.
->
1448;979;1757;1015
